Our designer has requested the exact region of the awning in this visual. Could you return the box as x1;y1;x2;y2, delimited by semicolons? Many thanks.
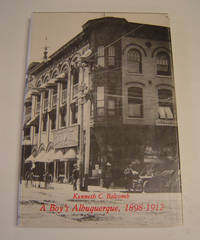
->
25;154;36;163
46;78;57;87
34;151;47;163
61;148;76;161
43;150;64;162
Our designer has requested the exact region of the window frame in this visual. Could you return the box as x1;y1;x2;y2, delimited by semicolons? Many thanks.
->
127;87;143;118
156;51;171;76
127;48;142;74
158;89;174;120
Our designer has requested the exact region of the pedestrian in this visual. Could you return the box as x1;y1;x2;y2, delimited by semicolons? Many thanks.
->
72;164;79;191
124;164;133;192
103;162;112;188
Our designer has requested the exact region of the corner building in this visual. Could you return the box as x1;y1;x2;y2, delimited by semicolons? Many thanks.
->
22;17;179;188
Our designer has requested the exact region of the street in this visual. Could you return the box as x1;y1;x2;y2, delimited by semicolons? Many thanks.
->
18;181;183;227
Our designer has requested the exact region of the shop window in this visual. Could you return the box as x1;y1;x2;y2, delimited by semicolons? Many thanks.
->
128;87;143;118
107;98;116;116
96;86;104;116
71;102;78;124
108;46;115;66
97;46;105;67
127;49;142;73
158;89;174;119
42;113;47;131
156;52;170;75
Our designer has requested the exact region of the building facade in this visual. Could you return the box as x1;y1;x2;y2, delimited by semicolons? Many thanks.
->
22;17;180;189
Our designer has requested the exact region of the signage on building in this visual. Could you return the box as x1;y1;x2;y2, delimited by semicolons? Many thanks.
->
53;125;79;149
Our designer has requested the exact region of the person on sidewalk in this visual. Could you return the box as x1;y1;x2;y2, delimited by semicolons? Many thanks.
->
72;164;79;191
103;162;112;189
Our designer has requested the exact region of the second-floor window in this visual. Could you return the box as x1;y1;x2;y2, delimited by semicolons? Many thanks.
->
42;113;47;131
156;52;170;76
72;68;79;98
128;87;143;118
44;91;48;110
127;49;142;73
107;98;116;116
108;46;115;66
97;46;105;67
158;89;174;119
60;107;66;127
96;86;104;116
71;102;78;124
50;111;56;130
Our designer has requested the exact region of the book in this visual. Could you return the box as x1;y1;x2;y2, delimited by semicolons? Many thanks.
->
18;12;183;227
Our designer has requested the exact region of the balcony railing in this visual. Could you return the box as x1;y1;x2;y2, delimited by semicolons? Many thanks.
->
62;89;67;103
73;84;79;98
44;98;48;110
52;94;57;107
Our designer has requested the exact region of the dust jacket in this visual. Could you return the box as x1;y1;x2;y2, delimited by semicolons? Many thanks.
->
18;12;183;227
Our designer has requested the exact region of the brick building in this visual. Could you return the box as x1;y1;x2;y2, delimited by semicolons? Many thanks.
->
22;17;180;188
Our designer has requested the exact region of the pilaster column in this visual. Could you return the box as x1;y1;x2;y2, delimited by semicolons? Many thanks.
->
66;69;71;127
47;88;52;142
56;81;61;130
38;91;44;146
30;94;37;145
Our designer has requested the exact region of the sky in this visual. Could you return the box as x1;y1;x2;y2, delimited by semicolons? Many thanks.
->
29;12;170;63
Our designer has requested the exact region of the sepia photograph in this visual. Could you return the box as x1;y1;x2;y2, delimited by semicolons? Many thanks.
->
18;12;183;227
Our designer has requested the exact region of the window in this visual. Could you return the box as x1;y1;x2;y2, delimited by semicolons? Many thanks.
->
50;110;56;130
97;46;105;67
52;88;57;107
72;68;79;97
71;102;78;124
107;99;116;116
44;91;48;110
35;124;39;134
60;107;66;127
128;87;143;118
127;49;142;73
158;89;173;119
36;95;40;113
96;86;104;116
108;46;115;66
24;127;31;140
156;52;170;75
42;113;47;131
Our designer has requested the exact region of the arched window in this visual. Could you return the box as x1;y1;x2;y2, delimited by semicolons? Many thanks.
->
128;87;143;118
158;89;173;119
127;49;142;73
156;52;170;75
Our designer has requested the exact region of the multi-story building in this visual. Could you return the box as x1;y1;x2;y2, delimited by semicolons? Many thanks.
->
22;17;179;188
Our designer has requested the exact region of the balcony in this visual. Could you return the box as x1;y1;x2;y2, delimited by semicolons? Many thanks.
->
52;94;57;107
73;84;79;98
62;89;67;103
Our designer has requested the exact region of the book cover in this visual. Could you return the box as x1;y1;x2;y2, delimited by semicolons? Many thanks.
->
18;12;183;227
